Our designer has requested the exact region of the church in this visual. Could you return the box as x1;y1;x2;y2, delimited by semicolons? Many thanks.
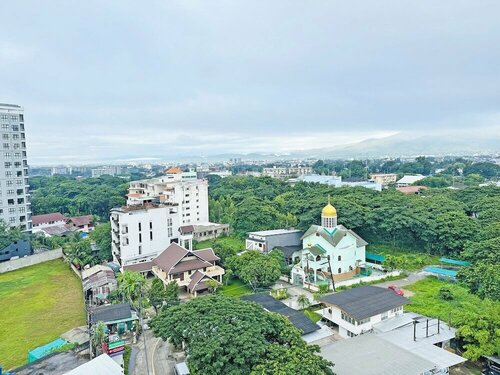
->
291;198;367;288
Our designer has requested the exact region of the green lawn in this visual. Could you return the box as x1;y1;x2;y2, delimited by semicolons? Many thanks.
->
220;278;253;297
0;259;86;370
194;235;245;251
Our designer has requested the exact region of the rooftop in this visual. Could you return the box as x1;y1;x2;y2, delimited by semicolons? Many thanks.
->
242;294;320;335
90;303;132;324
396;175;425;184
248;229;303;236
320;285;408;320
65;354;123;375
32;212;66;226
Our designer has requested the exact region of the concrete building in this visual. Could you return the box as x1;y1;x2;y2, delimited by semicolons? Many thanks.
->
291;198;367;288
370;173;397;187
110;204;180;267
396;174;425;187
320;310;466;374
126;174;209;225
263;166;313;179
319;285;407;338
91;166;122;178
297;174;382;191
180;222;230;243
246;229;303;254
0;103;32;234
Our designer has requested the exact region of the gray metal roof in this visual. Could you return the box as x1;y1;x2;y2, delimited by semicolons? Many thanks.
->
320;334;435;375
241;294;320;335
91;303;132;324
320;285;408;320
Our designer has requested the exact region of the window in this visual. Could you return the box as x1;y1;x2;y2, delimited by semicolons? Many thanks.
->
150;232;153;240
9;217;16;223
12;125;19;131
168;228;173;237
149;222;153;229
315;255;321;261
338;268;342;274
138;222;142;231
4;162;11;168
6;181;12;186
338;255;341;261
347;330;356;338
3;143;9;149
12;134;19;140
4;152;10;158
2;134;8;140
139;233;142;243
381;312;389;321
341;312;356;325
357;317;370;325
1;124;8;130
138;245;142;255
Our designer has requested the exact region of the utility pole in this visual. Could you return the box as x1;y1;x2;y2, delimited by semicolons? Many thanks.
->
138;289;151;375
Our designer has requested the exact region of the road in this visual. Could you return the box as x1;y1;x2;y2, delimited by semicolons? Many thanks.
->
373;270;430;296
130;329;176;375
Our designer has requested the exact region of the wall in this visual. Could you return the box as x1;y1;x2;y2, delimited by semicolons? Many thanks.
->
0;248;63;273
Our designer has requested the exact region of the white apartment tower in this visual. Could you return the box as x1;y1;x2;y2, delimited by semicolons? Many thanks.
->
0;104;31;232
111;172;209;268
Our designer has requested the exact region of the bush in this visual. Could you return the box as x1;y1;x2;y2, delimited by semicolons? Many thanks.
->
439;287;453;301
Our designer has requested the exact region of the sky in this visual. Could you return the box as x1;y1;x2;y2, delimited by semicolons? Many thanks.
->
1;1;500;165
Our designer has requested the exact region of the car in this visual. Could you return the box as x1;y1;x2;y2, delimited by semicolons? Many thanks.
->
388;285;404;296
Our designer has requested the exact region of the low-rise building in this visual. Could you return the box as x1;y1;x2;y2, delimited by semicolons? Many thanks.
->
90;303;137;334
320;311;466;375
370;173;397;187
180;222;230;243
263;166;313;179
82;265;118;304
151;243;225;296
396;174;425;187
32;213;67;229
246;229;303;254
69;215;94;233
297;174;342;187
396;185;428;195
319;285;408;338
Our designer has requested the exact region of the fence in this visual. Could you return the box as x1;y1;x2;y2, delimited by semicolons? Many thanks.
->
0;248;63;274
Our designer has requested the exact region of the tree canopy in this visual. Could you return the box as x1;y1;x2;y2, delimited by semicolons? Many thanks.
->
150;295;334;375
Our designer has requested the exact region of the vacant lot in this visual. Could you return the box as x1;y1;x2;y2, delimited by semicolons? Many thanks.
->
220;278;253;297
0;259;86;370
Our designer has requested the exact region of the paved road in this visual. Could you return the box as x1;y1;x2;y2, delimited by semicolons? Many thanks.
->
131;329;176;375
373;270;430;289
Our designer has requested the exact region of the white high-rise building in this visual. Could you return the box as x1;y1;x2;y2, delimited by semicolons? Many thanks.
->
0;104;31;232
110;172;209;269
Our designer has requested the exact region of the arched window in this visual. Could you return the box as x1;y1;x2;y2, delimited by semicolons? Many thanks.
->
316;255;321;262
338;268;342;274
338;255;341;261
349;265;353;271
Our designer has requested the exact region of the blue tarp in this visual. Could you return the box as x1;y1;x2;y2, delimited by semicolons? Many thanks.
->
438;257;471;267
366;252;385;263
424;266;458;278
28;338;67;363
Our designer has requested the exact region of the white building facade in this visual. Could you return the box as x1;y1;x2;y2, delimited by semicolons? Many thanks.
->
111;173;210;267
0;103;31;232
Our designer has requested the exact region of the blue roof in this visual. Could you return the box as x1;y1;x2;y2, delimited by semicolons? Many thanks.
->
366;252;385;262
28;338;67;363
438;258;471;267
424;266;458;277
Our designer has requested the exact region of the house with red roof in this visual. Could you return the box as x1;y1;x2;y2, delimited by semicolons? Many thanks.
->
150;243;224;296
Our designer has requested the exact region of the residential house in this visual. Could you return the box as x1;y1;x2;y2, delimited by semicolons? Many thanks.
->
319;285;408;338
69;215;94;233
90;303;137;334
32;213;66;229
151;243;225;296
320;311;466;375
246;229;303;255
82;265;118;304
291;198;367;288
396;186;428;195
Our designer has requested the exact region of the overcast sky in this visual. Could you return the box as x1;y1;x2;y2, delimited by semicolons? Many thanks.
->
2;1;500;164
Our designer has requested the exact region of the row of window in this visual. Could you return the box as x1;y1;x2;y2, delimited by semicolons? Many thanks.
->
4;152;27;158
0;206;27;213
0;214;28;223
5;170;27;177
4;161;27;168
341;311;371;326
2;133;25;140
0;114;23;121
1;123;25;131
2;142;27;149
0;189;26;196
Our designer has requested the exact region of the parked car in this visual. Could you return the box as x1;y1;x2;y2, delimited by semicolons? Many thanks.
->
388;285;404;296
174;362;190;375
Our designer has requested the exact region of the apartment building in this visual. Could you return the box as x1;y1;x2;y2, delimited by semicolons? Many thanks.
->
369;173;397;187
91;166;122;177
263;166;313;179
111;172;210;268
0;104;31;232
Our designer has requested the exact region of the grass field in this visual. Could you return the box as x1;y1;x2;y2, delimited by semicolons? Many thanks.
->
220;278;253;297
304;308;322;323
0;259;86;370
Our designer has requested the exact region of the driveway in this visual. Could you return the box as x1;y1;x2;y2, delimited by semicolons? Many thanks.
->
373;270;430;297
130;328;176;375
272;281;316;309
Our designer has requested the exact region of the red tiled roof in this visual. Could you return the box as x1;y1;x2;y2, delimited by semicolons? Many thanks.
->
165;167;182;174
70;215;93;227
32;213;66;226
123;261;153;273
396;186;428;194
193;248;220;262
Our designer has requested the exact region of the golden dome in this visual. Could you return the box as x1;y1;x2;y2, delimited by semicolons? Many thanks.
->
322;196;337;217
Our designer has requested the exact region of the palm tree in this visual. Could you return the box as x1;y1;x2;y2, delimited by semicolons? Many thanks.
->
297;294;310;310
117;271;146;306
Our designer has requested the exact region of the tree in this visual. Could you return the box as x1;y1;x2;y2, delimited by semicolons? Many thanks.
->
227;251;281;291
65;239;95;269
149;278;168;313
0;221;24;249
457;263;500;301
297;294;311;309
163;281;180;308
117;271;146;306
206;279;220;294
92;321;107;356
90;223;112;262
150;295;333;374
